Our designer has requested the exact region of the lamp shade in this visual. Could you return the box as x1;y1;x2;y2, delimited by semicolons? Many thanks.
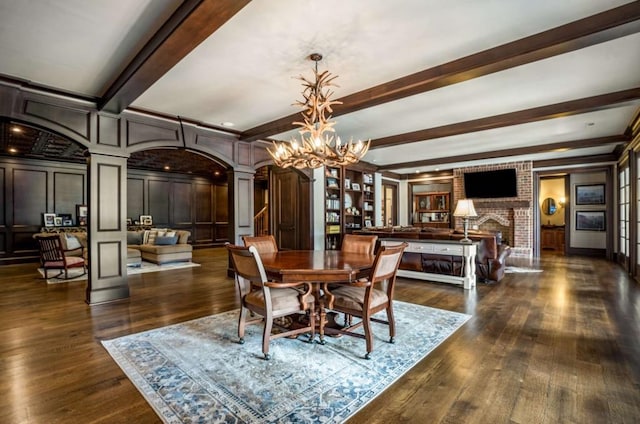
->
453;199;478;218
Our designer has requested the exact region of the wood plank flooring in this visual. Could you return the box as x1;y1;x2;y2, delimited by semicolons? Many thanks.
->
1;249;639;423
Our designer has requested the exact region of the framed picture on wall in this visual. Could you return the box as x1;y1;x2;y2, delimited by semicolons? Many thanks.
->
575;184;605;205
576;210;606;231
43;213;56;227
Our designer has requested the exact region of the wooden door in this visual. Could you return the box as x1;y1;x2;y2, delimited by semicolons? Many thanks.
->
270;168;311;250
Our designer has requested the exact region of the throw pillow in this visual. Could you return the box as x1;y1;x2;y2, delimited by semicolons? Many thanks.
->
65;234;82;250
154;235;178;245
142;230;159;245
165;231;176;238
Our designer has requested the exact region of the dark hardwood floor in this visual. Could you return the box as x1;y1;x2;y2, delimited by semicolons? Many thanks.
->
1;248;639;423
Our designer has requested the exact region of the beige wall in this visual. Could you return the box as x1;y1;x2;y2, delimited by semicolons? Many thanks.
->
539;178;566;226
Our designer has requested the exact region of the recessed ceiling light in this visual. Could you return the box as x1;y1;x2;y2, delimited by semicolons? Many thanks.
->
164;165;170;170
415;170;420;173
8;147;18;153
214;171;220;176
11;126;22;133
586;122;595;126
221;122;234;127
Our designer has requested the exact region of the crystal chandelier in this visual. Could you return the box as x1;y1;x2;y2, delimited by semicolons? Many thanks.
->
267;53;370;169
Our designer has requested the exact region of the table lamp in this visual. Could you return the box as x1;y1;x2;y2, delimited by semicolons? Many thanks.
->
453;199;478;243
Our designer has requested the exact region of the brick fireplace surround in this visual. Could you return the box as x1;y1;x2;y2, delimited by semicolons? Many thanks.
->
453;162;533;258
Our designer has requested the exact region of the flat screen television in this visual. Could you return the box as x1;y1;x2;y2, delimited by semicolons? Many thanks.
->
463;168;517;198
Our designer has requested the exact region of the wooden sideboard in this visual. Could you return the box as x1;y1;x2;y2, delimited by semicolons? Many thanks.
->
380;239;477;289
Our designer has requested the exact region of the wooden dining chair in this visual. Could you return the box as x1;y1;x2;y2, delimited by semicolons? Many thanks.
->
242;234;278;255
341;234;378;255
325;242;407;359
227;244;315;360
35;235;87;279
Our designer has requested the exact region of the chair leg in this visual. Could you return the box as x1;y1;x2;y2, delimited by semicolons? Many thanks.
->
308;309;316;343
363;313;374;359
387;304;396;343
262;317;273;360
238;307;248;344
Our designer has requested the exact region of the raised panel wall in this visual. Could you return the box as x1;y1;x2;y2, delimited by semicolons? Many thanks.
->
127;178;144;221
148;179;170;225
172;182;192;224
13;169;47;225
54;172;85;218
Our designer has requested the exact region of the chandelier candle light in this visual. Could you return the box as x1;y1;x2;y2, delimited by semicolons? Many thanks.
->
453;199;478;243
267;53;370;169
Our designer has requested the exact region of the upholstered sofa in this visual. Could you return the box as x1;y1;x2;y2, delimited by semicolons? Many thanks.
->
33;229;87;258
354;227;511;282
127;229;192;264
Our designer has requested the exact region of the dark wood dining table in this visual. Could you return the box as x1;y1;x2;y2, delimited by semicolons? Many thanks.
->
259;250;375;342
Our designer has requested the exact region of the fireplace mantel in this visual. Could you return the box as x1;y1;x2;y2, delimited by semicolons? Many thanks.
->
473;200;530;209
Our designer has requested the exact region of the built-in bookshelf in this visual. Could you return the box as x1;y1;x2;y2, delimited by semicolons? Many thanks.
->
324;166;376;249
325;166;342;250
412;191;450;228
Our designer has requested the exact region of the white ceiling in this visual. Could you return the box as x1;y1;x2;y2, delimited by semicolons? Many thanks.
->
0;0;638;174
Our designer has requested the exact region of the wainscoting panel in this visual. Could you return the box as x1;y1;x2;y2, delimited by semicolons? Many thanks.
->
195;183;213;222
13;168;47;226
97;114;120;147
53;172;85;219
148;179;170;225
172;182;192;224
97;164;121;231
127;178;145;221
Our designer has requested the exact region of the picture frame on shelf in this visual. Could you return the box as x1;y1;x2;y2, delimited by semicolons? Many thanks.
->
326;178;339;189
58;214;72;224
575;184;605;205
43;213;56;227
344;178;351;189
329;168;338;178
76;204;88;226
576;210;605;231
351;183;360;191
139;215;153;226
54;217;63;226
126;218;133;226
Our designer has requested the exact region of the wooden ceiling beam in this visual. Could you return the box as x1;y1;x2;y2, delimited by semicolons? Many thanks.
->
375;135;629;170
371;88;640;149
533;153;617;168
240;1;640;142
99;0;251;114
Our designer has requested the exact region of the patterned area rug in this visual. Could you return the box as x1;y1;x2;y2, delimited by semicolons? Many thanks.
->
102;301;470;423
38;261;200;284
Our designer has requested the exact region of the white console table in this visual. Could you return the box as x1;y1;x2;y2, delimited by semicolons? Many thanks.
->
381;239;477;289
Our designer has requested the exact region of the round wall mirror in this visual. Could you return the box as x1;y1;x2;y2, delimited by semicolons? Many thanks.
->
542;197;557;215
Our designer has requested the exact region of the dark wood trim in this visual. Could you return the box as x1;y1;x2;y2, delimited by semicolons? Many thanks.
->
377;135;628;171
371;88;640;149
99;0;251;114
533;153;617;168
240;2;640;142
126;106;243;136
565;247;607;257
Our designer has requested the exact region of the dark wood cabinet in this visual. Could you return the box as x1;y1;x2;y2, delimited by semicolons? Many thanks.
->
413;192;450;228
541;226;565;253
